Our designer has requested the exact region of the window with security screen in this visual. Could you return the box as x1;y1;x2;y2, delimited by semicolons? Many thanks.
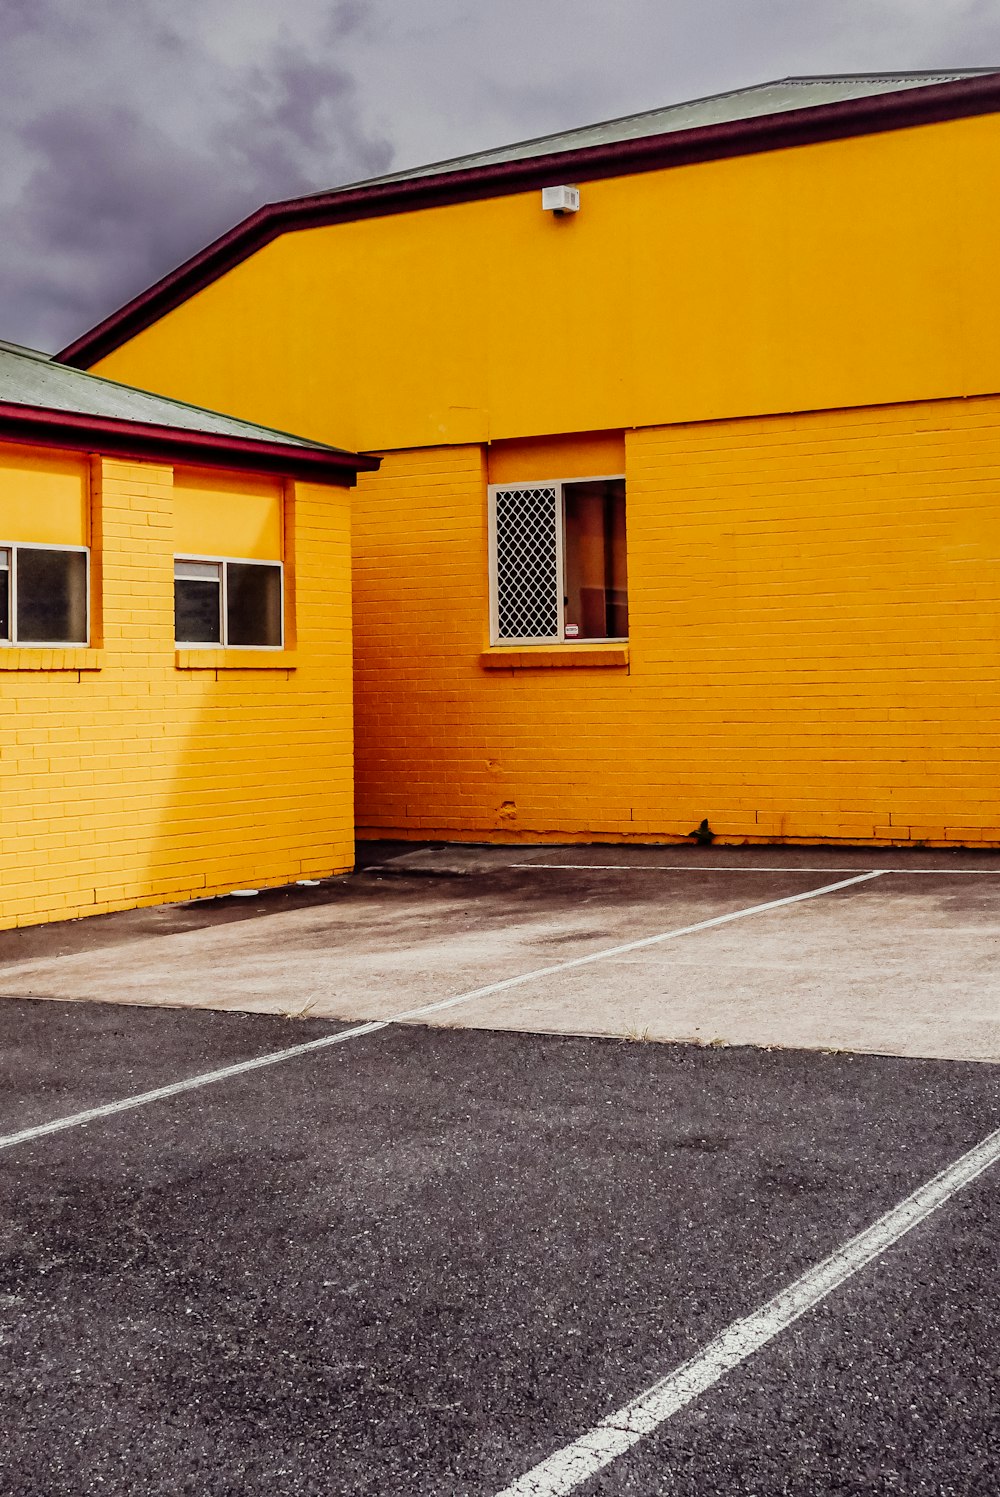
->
488;477;627;644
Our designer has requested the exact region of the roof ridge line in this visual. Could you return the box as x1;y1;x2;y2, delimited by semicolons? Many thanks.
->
320;68;1000;197
56;69;1000;370
308;75;804;197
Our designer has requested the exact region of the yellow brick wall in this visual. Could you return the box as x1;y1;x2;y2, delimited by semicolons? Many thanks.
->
353;396;1000;847
0;455;354;929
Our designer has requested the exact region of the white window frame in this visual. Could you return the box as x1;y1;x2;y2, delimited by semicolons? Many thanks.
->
173;553;284;649
0;541;90;647
487;474;627;646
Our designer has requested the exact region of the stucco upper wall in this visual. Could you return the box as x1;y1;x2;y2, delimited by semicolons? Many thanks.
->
91;112;1000;451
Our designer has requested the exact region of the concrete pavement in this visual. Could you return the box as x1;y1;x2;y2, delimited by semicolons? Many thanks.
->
0;843;997;1061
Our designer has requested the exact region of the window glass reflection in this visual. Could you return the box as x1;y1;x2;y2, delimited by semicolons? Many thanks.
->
563;480;628;640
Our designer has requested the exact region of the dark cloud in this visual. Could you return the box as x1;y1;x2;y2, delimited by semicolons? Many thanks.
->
326;2;376;42
217;44;390;183
0;4;391;350
0;0;71;43
1;0;998;352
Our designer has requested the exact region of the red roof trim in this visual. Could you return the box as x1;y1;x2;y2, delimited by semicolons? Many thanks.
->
0;402;378;484
56;72;1000;370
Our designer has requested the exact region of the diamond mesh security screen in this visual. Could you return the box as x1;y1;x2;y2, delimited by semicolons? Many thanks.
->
494;485;560;640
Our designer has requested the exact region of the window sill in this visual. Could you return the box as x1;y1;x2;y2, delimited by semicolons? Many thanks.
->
175;649;298;670
479;644;629;670
0;648;102;671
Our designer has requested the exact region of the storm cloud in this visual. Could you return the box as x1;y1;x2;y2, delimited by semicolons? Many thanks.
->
0;1;391;350
2;0;999;351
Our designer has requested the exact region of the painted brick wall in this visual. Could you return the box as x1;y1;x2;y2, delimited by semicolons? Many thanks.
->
353;396;1000;846
0;458;354;929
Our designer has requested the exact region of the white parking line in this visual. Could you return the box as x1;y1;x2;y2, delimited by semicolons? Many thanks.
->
495;1120;1000;1497
0;871;880;1155
516;863;1000;875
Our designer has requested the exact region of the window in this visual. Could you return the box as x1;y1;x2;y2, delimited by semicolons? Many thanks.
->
489;477;627;644
0;544;89;645
174;558;283;648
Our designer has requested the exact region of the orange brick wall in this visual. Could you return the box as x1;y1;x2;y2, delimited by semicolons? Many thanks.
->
0;455;354;929
353;396;1000;847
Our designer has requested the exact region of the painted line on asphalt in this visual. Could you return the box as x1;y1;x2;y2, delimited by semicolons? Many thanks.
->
0;871;880;1156
495;1119;1000;1497
515;863;1000;875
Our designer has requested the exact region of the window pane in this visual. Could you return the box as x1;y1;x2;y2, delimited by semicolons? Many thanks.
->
0;550;8;642
16;547;88;644
494;485;560;640
175;567;222;643
175;560;221;582
563;480;628;640
226;562;282;647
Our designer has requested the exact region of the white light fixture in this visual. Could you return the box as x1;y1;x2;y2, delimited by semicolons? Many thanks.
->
541;185;580;216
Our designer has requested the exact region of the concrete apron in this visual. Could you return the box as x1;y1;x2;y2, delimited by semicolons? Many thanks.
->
0;844;998;1064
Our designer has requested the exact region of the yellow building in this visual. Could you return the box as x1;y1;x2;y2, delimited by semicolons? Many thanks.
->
59;71;1000;848
0;340;375;928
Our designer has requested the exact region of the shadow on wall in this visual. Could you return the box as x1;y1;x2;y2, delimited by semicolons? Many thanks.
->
0;455;356;932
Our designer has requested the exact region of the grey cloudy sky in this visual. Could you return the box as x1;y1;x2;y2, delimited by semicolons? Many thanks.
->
3;0;999;353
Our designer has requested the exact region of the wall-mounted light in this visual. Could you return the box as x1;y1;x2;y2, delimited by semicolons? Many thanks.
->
541;185;580;216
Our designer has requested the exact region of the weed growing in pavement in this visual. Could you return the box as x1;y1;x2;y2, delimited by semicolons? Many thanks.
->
622;1022;652;1042
282;998;317;1021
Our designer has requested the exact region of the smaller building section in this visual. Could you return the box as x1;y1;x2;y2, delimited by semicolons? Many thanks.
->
0;342;376;929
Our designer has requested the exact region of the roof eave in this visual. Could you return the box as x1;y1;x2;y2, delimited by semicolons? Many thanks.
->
56;70;1000;370
0;402;379;484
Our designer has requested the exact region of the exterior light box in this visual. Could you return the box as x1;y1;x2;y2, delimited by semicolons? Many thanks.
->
541;185;580;215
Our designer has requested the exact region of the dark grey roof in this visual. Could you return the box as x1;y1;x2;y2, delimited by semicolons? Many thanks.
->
0;339;349;454
336;71;1000;191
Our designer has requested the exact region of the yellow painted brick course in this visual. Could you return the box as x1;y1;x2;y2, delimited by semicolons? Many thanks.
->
0;457;354;929
353;397;1000;848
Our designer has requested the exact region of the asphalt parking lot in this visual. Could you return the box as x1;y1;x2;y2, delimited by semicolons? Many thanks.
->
0;843;998;1493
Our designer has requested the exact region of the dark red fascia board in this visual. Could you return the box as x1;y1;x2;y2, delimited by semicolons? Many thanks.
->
0;402;379;484
56;70;1000;370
